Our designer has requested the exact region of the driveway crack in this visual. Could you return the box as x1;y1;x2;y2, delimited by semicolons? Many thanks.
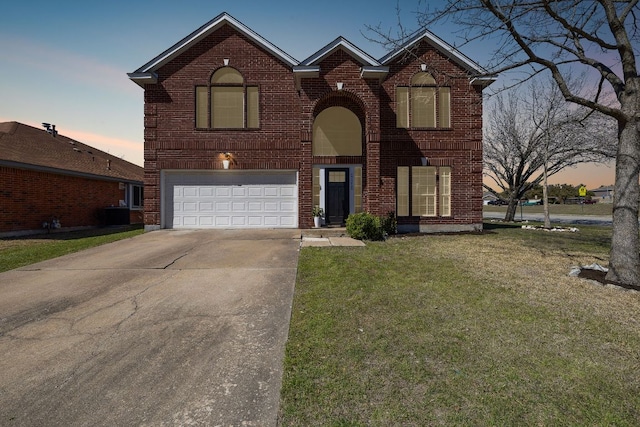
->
163;253;189;269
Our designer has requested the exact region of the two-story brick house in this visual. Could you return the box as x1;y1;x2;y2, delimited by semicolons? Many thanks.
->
129;12;494;232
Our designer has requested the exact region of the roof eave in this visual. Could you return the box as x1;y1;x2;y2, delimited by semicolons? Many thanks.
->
0;160;143;184
470;76;498;87
293;66;321;90
360;66;389;80
127;72;158;88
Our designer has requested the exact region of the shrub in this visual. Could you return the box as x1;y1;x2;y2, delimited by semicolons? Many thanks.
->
346;212;384;241
380;211;397;236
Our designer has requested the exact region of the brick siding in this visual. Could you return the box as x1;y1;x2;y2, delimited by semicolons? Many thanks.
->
142;25;485;230
0;166;141;233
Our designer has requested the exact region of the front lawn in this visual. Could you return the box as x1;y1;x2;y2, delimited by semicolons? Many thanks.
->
0;226;144;273
279;223;640;426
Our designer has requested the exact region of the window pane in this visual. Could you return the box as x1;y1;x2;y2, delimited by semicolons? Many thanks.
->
312;106;362;156
440;167;451;216
411;87;436;128
212;87;244;128
439;88;451;128
195;86;208;128
411;72;436;85
354;167;362;213
412;166;436;216
211;68;243;84
396;87;409;128
397;166;409;216
247;86;259;128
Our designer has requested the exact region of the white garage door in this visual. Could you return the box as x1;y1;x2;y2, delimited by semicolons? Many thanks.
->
164;171;298;228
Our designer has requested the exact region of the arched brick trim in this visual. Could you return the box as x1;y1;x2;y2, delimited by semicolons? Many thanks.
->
312;90;367;126
311;90;368;156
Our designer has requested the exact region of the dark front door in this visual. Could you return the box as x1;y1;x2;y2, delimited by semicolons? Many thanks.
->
325;169;349;225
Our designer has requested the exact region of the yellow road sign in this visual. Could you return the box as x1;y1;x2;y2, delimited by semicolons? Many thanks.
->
579;186;587;197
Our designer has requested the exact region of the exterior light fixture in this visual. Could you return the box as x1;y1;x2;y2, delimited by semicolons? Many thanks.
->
218;152;236;169
223;58;230;66
421;157;428;166
420;63;427;72
336;82;344;90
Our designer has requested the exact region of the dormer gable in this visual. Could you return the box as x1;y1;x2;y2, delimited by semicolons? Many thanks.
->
128;12;298;87
293;37;389;89
380;29;496;87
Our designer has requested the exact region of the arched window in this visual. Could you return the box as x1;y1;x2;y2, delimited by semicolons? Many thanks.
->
396;72;450;129
312;107;362;156
195;68;259;129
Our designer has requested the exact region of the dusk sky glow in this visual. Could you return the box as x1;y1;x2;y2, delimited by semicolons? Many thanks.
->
0;0;615;189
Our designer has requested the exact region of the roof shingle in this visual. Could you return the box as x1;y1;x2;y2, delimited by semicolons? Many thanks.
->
0;121;143;183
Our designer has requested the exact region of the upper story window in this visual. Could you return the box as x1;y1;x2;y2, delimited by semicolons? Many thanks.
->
396;72;451;129
196;68;259;129
312;107;362;156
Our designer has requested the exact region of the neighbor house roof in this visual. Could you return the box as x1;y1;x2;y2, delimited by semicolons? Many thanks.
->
0;121;143;183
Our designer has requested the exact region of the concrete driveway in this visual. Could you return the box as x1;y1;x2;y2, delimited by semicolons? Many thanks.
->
0;229;300;426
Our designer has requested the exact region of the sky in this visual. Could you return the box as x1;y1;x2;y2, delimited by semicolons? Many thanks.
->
0;0;615;189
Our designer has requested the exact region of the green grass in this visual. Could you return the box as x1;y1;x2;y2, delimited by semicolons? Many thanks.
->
279;222;640;426
0;226;144;273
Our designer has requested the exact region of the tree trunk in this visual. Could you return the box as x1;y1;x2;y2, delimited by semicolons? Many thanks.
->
543;148;551;229
505;198;518;221
606;116;640;286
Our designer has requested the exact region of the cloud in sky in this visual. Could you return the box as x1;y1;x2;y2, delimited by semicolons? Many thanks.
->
0;36;137;96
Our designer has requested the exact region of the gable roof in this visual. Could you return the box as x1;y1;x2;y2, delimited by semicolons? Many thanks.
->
380;28;497;85
128;12;496;88
128;12;298;87
299;36;381;67
0;122;143;183
293;37;390;85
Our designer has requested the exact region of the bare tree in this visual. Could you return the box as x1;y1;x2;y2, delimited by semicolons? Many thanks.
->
484;78;614;223
371;0;639;285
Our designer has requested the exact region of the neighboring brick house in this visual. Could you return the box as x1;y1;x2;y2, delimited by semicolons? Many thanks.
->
0;122;144;235
128;12;494;232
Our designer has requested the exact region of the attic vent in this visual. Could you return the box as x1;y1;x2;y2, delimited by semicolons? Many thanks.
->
42;123;58;137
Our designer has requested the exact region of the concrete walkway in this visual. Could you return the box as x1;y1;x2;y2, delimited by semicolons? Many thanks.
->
301;236;366;247
0;229;300;426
